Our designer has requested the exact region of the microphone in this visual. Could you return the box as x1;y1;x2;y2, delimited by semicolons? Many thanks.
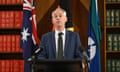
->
79;46;90;63
28;47;43;62
83;51;90;63
33;47;43;55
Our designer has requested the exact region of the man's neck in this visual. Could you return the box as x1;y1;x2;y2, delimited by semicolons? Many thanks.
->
56;27;65;32
56;29;64;32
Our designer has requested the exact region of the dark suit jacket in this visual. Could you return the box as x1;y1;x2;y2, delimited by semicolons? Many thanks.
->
38;30;84;61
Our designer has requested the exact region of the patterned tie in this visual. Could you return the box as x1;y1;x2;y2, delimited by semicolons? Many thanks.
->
57;32;64;59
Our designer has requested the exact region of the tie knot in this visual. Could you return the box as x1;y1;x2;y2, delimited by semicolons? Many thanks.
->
58;32;63;36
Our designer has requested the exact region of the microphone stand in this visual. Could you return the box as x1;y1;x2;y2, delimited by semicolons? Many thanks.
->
80;47;90;72
83;51;90;72
27;48;43;72
27;56;34;72
28;53;38;72
85;57;89;72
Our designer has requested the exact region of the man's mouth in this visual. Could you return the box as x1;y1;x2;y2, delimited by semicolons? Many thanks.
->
56;21;61;24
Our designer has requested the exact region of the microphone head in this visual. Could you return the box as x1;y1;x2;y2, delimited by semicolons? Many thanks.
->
34;47;43;55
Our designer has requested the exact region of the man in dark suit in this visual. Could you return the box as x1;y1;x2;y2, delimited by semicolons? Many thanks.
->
38;7;84;61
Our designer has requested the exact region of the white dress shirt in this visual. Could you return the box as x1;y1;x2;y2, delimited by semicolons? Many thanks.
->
55;29;66;56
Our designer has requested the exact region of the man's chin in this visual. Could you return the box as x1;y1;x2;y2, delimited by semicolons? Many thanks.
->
56;23;62;26
56;25;62;28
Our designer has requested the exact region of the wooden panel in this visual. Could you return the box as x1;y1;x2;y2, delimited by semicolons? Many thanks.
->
34;0;55;23
34;0;105;72
70;0;89;49
34;0;58;39
35;0;89;49
98;0;105;72
80;0;89;10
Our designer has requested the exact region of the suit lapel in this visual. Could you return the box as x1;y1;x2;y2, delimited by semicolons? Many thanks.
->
51;31;56;57
64;30;69;56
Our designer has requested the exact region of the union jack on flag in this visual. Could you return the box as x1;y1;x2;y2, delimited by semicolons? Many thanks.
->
20;0;38;72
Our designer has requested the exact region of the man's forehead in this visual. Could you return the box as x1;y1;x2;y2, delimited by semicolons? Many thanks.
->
53;8;64;14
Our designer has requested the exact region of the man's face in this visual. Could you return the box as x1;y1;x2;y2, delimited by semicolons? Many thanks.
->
52;9;67;28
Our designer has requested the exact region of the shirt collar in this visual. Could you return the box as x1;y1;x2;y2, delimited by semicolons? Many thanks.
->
55;28;66;36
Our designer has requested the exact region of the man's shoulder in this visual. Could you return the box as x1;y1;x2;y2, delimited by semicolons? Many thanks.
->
66;30;78;35
42;31;54;37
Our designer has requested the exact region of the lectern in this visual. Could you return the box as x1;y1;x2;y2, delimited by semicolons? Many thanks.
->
29;59;82;72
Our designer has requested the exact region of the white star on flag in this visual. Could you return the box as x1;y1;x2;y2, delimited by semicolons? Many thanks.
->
21;27;30;42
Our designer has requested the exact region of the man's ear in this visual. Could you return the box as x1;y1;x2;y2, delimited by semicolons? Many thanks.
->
65;17;68;22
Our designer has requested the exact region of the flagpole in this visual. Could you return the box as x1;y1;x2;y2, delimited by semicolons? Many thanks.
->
31;0;34;6
30;1;37;72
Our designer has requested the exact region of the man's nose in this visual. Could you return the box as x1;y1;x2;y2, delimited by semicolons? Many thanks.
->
56;16;60;20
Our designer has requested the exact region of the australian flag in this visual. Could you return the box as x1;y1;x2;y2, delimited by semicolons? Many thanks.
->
20;0;38;72
87;0;101;72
